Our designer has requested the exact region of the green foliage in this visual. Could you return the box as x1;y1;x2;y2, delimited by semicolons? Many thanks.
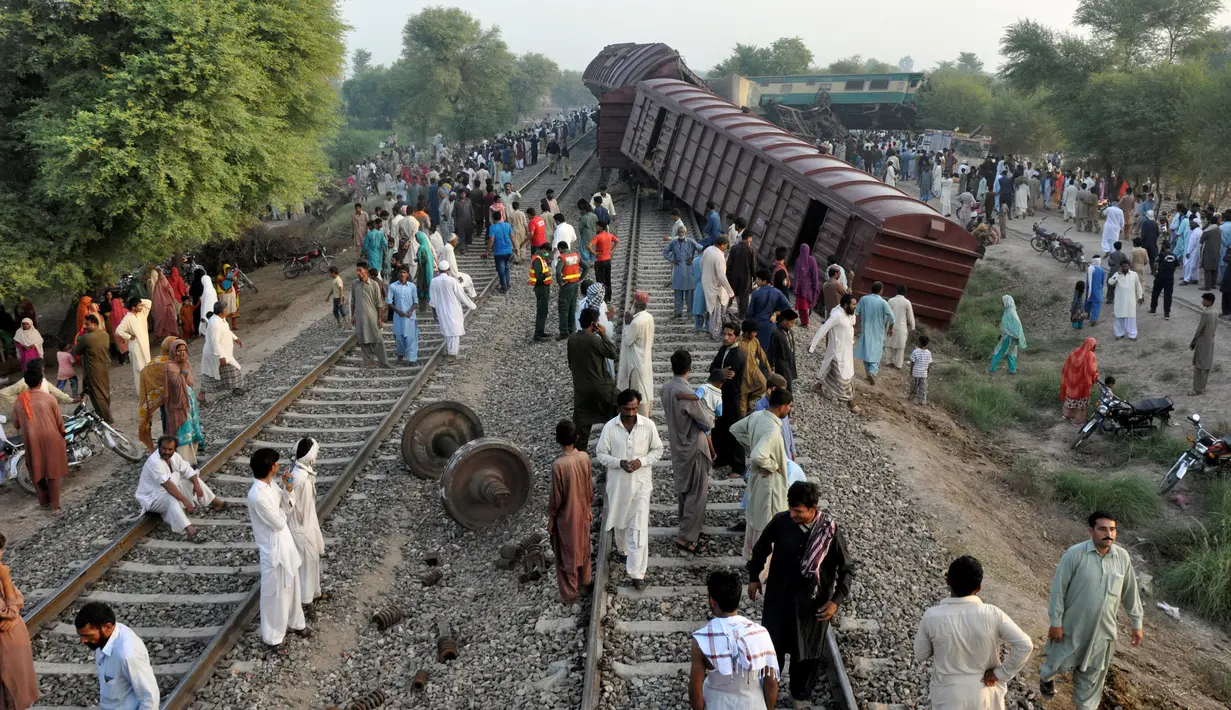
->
897;56;914;72
810;55;901;75
327;128;385;174
1052;472;1159;526
1116;430;1191;466
507;53;561;120
552;69;592;109
0;0;346;299
352;48;372;74
917;70;992;131
342;64;400;130
985;90;1055;156
1076;0;1222;66
710;37;814;78
1015;369;1063;410
956;52;985;73
818;55;867;74
931;367;1033;433
1159;537;1231;621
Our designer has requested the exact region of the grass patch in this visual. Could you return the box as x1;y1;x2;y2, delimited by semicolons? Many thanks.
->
1160;338;1181;351
1158;540;1231;622
1114;430;1191;466
932;369;1032;433
1014;369;1062;410
1052;471;1159;526
1158;368;1181;383
1006;455;1050;498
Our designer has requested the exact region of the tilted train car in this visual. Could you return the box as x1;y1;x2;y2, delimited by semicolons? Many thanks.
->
621;78;979;329
582;43;705;172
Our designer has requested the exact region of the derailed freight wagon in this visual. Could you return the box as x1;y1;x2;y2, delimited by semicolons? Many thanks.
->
621;78;980;329
582;43;705;172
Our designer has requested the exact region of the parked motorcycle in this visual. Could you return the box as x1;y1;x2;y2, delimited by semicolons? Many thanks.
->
282;245;335;279
1072;381;1174;450
0;415;16;486
8;404;144;495
1160;413;1231;493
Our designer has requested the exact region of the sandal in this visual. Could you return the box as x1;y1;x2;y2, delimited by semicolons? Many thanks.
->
674;539;700;554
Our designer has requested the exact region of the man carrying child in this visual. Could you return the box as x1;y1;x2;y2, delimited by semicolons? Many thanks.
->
660;349;716;555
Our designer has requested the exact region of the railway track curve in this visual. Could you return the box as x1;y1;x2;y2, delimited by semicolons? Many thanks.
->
21;131;597;709
580;192;858;709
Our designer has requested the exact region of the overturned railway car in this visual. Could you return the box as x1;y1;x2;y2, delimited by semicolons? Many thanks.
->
621;78;980;329
582;43;705;172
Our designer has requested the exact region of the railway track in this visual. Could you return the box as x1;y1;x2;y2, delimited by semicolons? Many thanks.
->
581;193;858;709
21;131;597;710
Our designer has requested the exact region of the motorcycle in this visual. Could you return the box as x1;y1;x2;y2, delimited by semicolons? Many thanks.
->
1072;381;1174;450
8;404;144;495
282;245;335;279
0;415;16;486
1160;413;1231;493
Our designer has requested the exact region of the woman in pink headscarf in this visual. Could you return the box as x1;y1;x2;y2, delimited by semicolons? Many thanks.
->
150;269;180;340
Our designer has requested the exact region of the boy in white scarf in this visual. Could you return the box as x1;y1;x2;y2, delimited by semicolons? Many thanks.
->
281;438;327;615
689;569;779;709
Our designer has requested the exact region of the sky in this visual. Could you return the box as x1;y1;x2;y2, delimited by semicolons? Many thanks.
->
339;0;1231;76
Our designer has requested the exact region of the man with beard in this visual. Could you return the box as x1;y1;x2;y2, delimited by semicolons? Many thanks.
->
709;322;747;479
660;350;715;554
567;308;618;447
747;481;854;709
726;230;756;318
595;389;664;591
75;602;159;708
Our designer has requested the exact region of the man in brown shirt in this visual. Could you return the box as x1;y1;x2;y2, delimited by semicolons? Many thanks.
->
548;420;593;604
821;266;848;318
73;314;113;423
13;367;69;513
1118;187;1135;242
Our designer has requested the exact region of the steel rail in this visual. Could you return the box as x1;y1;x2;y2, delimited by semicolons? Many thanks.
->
162;134;600;709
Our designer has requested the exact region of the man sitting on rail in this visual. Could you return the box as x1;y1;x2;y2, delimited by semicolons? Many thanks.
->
136;435;223;542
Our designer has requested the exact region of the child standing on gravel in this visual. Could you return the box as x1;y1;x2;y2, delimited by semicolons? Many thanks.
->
908;334;933;405
326;265;346;328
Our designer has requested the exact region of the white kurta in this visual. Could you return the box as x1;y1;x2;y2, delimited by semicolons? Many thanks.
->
1107;270;1143;319
1063;184;1078;219
135;451;215;534
809;308;856;379
884;165;897;187
1101;206;1124;253
886;295;915;349
553;222;577;250
1184;220;1203;281
913;596;1034;710
940;178;955;216
114;299;152;393
441;244;478;299
282;454;326;602
248;478;305;646
616;311;655;405
201;314;239;380
701;246;734;312
198;274;217;330
429;274;476;339
594;414;664;580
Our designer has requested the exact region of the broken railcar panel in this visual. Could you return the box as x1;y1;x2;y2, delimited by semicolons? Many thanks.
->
619;77;979;330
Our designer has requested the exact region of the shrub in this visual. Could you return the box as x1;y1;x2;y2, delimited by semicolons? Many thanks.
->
1116;431;1190;466
1014;369;1062;410
1051;471;1158;526
1159;540;1231;623
932;370;1032;433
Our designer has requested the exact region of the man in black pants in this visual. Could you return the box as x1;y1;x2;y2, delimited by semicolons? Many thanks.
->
1149;243;1179;319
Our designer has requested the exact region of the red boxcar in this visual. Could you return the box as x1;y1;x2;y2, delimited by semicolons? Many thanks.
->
621;78;980;329
582;43;705;172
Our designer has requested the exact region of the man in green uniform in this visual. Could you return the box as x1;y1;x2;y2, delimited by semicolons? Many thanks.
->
566;308;617;449
1040;510;1144;708
528;243;553;341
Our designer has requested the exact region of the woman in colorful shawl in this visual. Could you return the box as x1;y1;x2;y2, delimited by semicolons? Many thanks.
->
414;231;435;304
791;244;820;327
215;265;240;330
74;295;93;334
989;295;1027;374
164;339;205;463
107;291;129;363
137;337;177;451
13;319;43;371
736;319;771;416
1060;338;1099;425
150;269;180;340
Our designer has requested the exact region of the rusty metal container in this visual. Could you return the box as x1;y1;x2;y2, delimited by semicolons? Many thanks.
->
620;78;980;329
582;43;704;172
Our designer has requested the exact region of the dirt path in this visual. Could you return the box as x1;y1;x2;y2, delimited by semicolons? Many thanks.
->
839;179;1231;708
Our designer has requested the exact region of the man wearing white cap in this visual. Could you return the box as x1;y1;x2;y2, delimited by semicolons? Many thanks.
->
429;260;477;362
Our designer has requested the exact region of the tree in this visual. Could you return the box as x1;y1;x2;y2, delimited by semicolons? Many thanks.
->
710;37;813;77
956;52;985;73
352;48;372;74
984;90;1055;155
898;56;915;72
1075;0;1158;68
342;64;399;130
399;7;514;141
1147;0;1224;62
508;53;560;120
0;0;346;299
552;69;592;109
818;55;866;74
863;57;899;73
916;70;993;130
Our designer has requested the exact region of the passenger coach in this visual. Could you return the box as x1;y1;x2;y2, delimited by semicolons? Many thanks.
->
621;78;980;329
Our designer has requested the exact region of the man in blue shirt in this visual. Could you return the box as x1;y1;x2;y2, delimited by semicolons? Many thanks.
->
702;201;722;247
486;210;514;293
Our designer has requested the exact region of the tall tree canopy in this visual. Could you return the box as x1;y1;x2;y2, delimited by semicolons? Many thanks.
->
552;69;592;109
0;0;346;298
709;37;814;77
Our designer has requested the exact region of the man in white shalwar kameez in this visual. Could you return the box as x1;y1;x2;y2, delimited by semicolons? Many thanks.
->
809;294;859;412
247;448;307;647
1106;261;1144;341
135;436;220;541
1100;203;1124;254
1183;213;1204;283
884;287;916;368
701;238;735;340
201;303;242;393
114;298;152;394
442;235;477;299
914;555;1033;710
429;261;477;361
595;389;664;590
1063;181;1078;222
283;438;326;609
616;293;655;417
